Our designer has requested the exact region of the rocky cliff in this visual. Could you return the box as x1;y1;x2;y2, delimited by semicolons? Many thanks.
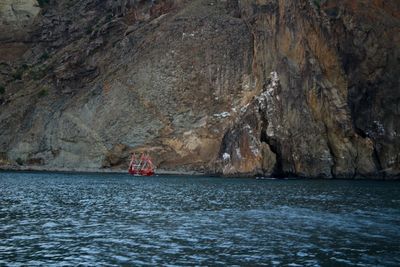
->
0;0;399;178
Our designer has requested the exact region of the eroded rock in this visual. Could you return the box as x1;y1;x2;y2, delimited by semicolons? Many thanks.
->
0;0;398;178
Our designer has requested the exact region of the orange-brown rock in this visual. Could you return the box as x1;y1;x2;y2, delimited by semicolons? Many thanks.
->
0;0;398;178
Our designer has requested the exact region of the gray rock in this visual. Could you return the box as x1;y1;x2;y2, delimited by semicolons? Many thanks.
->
0;0;398;178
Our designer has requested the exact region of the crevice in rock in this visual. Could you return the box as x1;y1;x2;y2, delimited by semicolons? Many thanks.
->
352;149;359;179
323;123;336;178
218;133;228;160
354;126;367;138
373;144;385;177
353;124;382;176
240;5;260;88
260;127;283;177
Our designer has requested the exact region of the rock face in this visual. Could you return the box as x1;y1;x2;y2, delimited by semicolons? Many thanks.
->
0;0;40;39
0;0;40;61
0;0;399;178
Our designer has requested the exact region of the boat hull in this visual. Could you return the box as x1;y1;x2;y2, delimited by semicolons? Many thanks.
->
128;168;154;176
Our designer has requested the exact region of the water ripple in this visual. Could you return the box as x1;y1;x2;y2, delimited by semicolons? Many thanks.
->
1;172;399;266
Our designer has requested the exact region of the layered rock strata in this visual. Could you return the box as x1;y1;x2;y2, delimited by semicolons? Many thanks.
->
0;0;398;178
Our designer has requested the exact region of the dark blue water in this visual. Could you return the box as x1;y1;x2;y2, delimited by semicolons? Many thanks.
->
0;172;399;266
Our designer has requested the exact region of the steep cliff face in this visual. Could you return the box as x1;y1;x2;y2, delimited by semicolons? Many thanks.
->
217;0;399;178
0;0;398;178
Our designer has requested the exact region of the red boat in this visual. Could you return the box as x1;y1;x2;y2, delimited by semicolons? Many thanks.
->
128;152;155;176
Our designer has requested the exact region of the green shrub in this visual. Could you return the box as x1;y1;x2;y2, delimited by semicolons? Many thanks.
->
39;52;49;62
30;66;47;80
12;64;29;80
12;71;22;80
105;14;113;22
38;88;48;97
313;0;322;9
325;7;339;17
65;0;76;8
37;0;49;7
16;158;23;165
85;25;93;35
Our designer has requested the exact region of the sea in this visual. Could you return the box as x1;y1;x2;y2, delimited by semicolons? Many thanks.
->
1;171;399;266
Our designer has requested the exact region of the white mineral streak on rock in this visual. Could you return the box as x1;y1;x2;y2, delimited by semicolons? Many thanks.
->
271;71;279;87
266;127;274;137
250;146;259;156
182;32;195;39
374;120;385;135
257;71;281;138
223;164;236;175
240;103;249;113
222;152;231;161
242;74;251;90
213;112;230;119
236;148;242;159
